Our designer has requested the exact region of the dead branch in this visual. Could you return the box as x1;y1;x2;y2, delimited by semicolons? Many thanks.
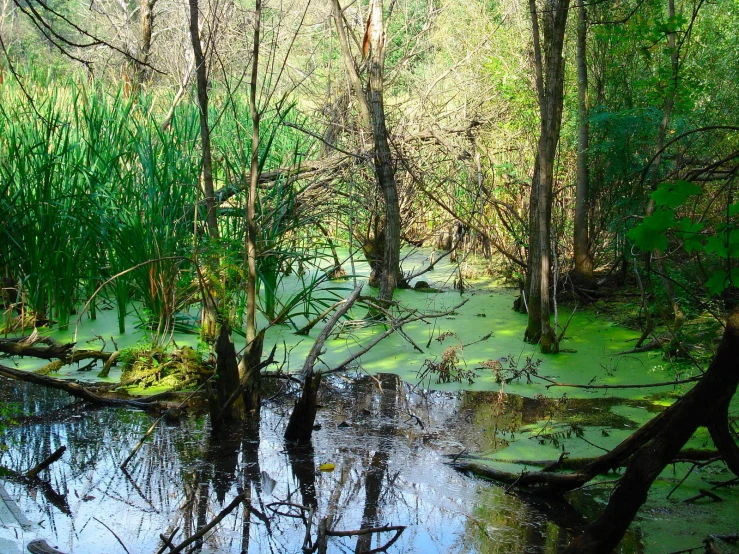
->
300;282;365;381
284;283;365;443
324;299;468;375
162;491;248;554
25;446;66;479
208;154;351;207
323;524;406;554
0;363;169;411
537;374;702;390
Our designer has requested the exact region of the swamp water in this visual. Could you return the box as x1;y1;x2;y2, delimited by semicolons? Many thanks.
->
1;249;737;552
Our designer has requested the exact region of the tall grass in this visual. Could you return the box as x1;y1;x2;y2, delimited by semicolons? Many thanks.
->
0;73;338;343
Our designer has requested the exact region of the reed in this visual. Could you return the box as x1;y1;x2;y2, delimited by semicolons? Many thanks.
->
0;73;334;342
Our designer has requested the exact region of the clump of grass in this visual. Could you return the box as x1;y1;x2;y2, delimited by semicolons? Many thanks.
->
119;344;212;389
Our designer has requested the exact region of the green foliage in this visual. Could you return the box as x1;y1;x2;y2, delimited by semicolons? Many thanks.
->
628;177;739;296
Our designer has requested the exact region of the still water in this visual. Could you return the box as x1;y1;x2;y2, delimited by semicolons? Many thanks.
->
0;373;669;554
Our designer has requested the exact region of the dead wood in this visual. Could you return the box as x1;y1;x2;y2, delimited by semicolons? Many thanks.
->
27;539;67;554
284;283;364;443
25;446;66;478
537;374;701;390
1;465;71;516
0;363;169;411
161;491;248;554
299;283;365;381
453;307;739;553
324;299;468;375
208;154;351;207
0;333;114;375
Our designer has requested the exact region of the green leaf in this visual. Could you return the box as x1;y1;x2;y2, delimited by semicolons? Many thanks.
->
704;235;729;258
627;208;676;251
650;180;702;208
729;203;739;218
705;271;728;295
676;218;704;253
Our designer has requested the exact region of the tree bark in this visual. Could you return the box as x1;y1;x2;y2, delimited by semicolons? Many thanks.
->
135;0;156;86
188;0;218;240
330;0;371;130
456;307;739;552
366;0;401;302
525;0;570;352
564;307;739;553
245;0;262;345
573;0;593;284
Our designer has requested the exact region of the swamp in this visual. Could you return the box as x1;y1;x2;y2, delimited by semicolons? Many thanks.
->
1;0;738;552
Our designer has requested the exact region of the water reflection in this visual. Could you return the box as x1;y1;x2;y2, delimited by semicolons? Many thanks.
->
0;375;643;553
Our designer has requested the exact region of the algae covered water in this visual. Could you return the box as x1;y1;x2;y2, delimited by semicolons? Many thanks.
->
1;249;736;553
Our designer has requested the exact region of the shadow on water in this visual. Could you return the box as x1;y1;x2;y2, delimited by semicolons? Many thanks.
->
0;375;647;553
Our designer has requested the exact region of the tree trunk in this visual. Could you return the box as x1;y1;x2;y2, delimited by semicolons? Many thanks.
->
245;0;262;345
573;0;593;285
330;0;371;130
564;307;739;553
136;0;156;87
188;0;218;240
525;0;569;352
331;0;400;300
367;0;401;302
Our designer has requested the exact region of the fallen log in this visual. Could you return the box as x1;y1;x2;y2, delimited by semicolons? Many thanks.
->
0;333;113;369
0;363;169;411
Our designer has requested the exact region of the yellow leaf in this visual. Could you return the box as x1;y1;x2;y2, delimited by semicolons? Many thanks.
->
319;463;335;472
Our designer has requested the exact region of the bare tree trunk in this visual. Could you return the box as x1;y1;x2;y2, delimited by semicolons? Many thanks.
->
188;0;219;240
136;0;156;86
525;0;569;353
331;0;400;300
367;0;401;302
573;0;593;285
245;0;262;345
330;0;371;130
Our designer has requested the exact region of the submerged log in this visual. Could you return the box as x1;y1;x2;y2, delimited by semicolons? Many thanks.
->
25;446;66;479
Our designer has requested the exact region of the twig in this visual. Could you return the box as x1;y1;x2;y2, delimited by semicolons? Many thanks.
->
156;527;179;554
163;492;247;554
666;457;721;500
324;300;468;375
93;517;131;554
682;489;723;503
536;373;701;389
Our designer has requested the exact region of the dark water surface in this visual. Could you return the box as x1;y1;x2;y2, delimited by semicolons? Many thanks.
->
0;375;657;553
